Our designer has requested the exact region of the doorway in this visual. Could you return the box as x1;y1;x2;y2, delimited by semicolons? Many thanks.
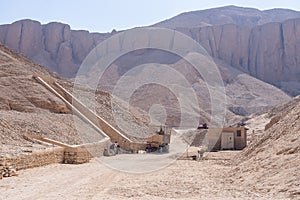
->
221;132;234;150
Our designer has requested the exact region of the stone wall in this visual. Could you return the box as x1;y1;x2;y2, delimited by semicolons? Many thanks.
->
0;139;111;172
64;139;111;164
82;139;111;157
0;148;65;171
64;147;91;164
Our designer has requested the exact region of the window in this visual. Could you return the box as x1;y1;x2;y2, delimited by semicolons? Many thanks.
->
237;130;241;137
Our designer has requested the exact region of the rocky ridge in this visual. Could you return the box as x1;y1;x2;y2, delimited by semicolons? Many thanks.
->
154;6;300;28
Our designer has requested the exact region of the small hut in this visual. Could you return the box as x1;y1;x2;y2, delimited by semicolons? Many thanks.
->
191;126;248;151
207;126;248;151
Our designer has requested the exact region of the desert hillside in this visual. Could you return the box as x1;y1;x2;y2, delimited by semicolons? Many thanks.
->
74;44;290;125
231;96;300;197
0;44;150;157
0;43;102;157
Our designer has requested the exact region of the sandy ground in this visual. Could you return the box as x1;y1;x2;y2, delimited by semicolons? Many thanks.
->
0;152;288;200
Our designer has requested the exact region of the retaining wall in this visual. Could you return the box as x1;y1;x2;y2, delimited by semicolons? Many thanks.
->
0;139;111;171
0;148;65;170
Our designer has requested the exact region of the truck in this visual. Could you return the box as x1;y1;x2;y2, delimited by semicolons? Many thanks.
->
146;126;171;153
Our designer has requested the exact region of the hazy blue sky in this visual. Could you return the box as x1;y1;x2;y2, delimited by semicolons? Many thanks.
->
2;0;300;32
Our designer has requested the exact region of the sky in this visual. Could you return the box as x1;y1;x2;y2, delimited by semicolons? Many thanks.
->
2;0;300;33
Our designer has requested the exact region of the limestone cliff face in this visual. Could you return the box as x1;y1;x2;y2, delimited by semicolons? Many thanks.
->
0;19;111;77
0;16;300;95
181;19;300;95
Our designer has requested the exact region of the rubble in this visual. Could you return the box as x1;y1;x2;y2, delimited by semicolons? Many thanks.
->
0;161;18;179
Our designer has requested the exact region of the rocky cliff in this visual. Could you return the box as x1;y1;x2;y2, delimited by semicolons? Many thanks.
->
0;6;300;95
0;20;111;77
178;18;300;95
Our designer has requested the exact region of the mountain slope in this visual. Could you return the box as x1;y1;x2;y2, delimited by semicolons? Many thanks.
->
0;43;102;157
88;48;291;125
230;96;300;197
0;44;149;157
153;6;300;28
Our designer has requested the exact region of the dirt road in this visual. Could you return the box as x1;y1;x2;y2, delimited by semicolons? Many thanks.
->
0;152;287;200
